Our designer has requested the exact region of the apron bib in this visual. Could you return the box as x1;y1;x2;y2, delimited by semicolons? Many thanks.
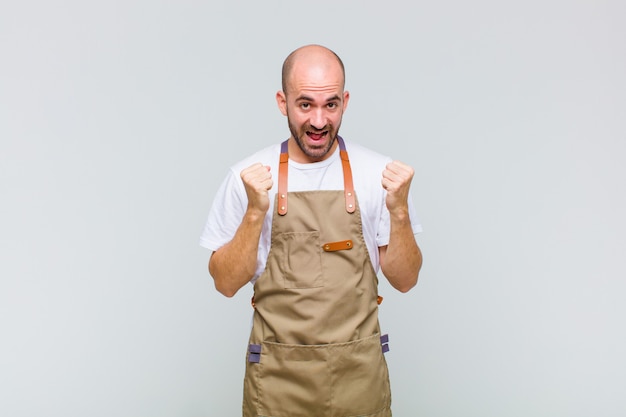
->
243;137;392;417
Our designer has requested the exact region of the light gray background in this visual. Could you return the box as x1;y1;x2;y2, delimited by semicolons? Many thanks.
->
1;1;625;416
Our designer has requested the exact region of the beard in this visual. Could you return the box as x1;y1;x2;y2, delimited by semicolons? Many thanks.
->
287;118;341;161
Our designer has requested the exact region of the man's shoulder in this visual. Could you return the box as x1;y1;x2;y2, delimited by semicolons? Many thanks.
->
343;139;392;166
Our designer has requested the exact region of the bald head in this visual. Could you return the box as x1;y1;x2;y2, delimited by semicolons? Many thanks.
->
281;45;345;95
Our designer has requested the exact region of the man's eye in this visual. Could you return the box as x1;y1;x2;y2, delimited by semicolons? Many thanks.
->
300;103;310;109
327;102;337;109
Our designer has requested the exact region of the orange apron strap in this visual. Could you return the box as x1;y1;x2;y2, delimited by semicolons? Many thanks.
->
337;137;356;213
277;140;289;215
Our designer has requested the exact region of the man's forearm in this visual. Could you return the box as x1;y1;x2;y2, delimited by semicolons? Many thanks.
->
380;211;422;293
208;211;265;297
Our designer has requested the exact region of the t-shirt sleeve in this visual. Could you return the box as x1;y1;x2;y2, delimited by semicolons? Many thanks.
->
198;169;246;252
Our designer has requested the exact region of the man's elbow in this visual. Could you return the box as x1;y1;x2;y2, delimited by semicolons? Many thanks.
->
215;282;238;298
381;258;421;293
394;273;419;293
208;255;239;298
209;270;241;298
397;251;423;292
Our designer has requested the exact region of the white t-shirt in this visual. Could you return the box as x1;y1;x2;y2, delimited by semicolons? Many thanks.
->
199;139;422;284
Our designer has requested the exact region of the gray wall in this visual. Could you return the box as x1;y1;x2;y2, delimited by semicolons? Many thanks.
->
1;1;624;416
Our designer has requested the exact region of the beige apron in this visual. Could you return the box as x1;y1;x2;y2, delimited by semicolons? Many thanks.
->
243;137;392;417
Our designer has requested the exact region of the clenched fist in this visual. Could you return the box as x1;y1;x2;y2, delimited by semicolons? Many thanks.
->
381;161;414;215
240;163;273;214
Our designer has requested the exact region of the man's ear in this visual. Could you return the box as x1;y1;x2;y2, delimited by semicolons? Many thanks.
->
276;90;288;116
343;90;350;111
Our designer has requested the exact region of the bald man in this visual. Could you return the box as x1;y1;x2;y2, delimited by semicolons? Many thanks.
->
200;44;423;416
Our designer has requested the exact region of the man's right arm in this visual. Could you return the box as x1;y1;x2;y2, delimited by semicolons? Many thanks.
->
208;163;272;297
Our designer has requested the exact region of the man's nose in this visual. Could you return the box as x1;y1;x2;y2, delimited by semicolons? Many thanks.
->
310;109;326;130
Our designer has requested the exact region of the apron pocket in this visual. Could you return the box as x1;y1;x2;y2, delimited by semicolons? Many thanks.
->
256;335;390;417
329;333;391;416
258;341;331;417
274;231;324;289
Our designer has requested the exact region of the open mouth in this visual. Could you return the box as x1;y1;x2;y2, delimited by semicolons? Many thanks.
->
306;131;328;141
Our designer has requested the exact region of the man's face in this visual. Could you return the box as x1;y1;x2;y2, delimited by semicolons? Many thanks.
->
277;59;350;162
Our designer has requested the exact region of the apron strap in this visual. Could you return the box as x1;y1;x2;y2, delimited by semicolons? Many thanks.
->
337;137;356;213
277;137;355;215
277;140;289;216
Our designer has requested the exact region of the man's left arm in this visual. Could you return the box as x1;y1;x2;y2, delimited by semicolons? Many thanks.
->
379;160;423;293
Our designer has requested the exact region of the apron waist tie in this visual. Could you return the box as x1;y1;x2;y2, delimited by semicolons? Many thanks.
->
381;333;390;353
248;344;262;363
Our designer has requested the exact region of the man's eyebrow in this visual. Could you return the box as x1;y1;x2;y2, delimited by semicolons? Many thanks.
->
295;95;341;102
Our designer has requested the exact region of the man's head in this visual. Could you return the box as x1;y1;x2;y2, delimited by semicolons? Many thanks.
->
281;45;346;94
276;44;350;163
